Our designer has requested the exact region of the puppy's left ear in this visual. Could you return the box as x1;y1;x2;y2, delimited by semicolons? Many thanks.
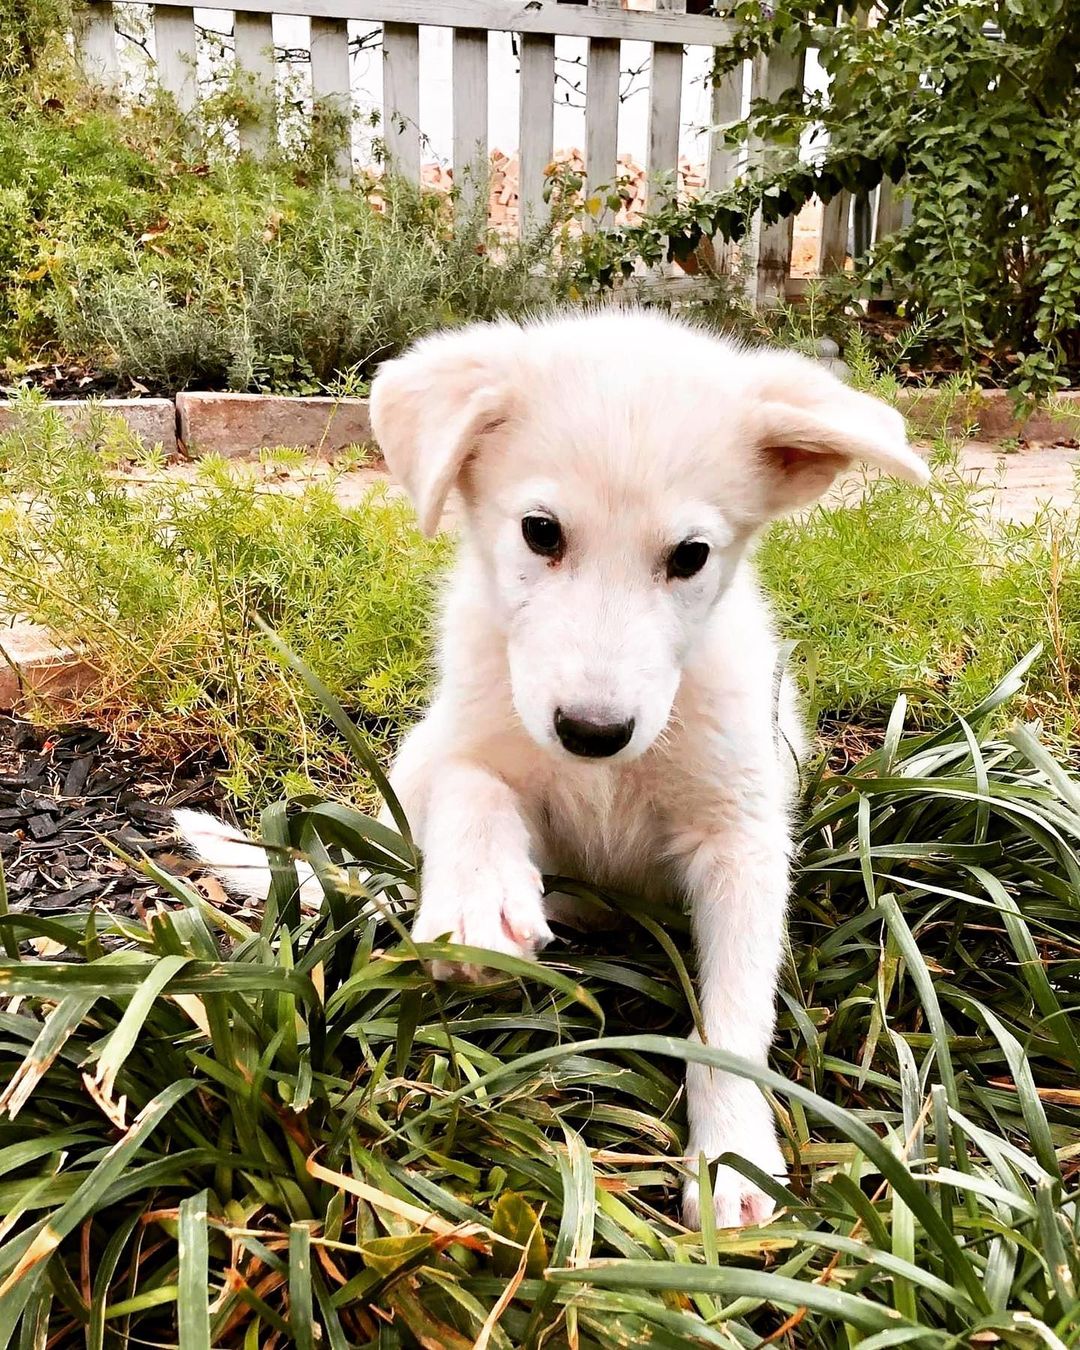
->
744;350;929;516
370;325;517;536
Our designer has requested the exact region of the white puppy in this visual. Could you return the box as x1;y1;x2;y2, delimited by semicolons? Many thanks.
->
180;311;927;1228
368;311;927;1227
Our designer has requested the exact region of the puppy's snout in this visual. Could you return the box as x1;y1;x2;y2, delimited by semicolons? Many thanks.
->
554;708;635;759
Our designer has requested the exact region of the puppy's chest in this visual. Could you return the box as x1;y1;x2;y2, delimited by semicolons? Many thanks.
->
531;768;672;897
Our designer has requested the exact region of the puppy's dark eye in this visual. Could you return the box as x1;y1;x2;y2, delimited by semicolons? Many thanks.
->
522;514;563;558
667;539;710;580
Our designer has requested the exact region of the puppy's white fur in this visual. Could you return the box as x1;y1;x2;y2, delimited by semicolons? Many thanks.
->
371;311;926;1228
178;311;927;1229
171;808;323;910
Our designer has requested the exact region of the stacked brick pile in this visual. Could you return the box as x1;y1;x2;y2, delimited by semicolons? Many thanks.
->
420;148;710;231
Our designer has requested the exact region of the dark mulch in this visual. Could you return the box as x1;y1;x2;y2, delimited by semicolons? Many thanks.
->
817;716;888;773
0;716;232;922
1;363;161;401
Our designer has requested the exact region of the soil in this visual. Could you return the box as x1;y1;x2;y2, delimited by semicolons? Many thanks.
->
0;715;233;922
1;362;169;401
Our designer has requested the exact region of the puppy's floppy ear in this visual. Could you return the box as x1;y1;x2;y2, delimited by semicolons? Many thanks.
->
370;325;516;536
743;349;929;516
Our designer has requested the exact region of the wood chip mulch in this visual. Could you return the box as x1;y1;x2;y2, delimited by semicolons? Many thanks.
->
0;716;231;922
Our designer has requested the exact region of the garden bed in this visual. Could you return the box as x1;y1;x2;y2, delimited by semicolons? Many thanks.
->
1;654;1077;1346
3;385;1080;463
0;714;228;924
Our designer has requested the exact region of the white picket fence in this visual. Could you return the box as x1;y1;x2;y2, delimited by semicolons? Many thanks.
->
73;0;899;303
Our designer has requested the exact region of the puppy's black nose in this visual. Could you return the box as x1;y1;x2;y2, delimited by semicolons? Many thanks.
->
554;708;635;758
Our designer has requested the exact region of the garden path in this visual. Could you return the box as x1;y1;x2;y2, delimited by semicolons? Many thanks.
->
135;439;1080;527
951;441;1079;523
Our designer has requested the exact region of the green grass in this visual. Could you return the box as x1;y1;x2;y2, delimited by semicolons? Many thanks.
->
0;648;1076;1345
760;452;1080;751
0;395;447;804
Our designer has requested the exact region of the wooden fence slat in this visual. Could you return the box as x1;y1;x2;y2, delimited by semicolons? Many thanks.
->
151;0;735;47
75;0;119;87
382;21;421;182
310;16;353;182
233;13;276;155
747;45;806;304
818;6;863;282
518;33;554;235
708;63;742;191
707;61;742;272
875;176;905;241
647;0;685;209
585;39;619;203
585;0;620;225
853;191;873;259
153;5;198;117
819;191;850;274
453;28;488;218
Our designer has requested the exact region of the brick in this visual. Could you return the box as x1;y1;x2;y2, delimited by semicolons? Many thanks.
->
0;622;96;713
0;398;176;455
176;393;373;459
898;388;1080;444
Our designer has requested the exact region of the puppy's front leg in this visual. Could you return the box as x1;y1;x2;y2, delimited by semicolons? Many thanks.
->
407;758;552;981
680;827;790;1228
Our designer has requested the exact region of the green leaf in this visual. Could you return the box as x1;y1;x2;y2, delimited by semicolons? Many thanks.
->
178;1191;211;1350
491;1192;547;1279
548;1260;914;1334
288;1223;314;1350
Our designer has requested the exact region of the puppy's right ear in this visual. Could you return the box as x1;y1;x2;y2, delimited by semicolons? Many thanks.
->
370;326;516;536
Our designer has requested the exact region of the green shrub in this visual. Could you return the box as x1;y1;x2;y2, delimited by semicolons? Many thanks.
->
53;178;567;392
567;1;1080;397
758;456;1080;746
0;396;446;804
0;0;73;83
0;656;1076;1343
0;79;572;390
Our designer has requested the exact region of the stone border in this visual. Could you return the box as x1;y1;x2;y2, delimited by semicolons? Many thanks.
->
0;623;94;713
0;394;374;462
0;398;177;457
176;393;372;458
897;387;1080;444
2;388;1079;460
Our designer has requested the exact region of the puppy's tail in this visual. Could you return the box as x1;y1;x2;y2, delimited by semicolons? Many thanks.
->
173;808;322;909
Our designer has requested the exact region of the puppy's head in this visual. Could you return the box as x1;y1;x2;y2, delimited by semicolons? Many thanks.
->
371;312;928;762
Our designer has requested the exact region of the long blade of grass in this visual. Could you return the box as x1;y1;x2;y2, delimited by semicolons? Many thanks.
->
435;1033;989;1309
178;1190;211;1350
254;617;414;851
89;954;192;1099
548;1260;914;1335
288;1223;314;1350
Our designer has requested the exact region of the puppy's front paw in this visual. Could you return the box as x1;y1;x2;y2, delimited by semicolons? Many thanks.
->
682;1148;784;1230
682;1090;787;1229
412;855;552;981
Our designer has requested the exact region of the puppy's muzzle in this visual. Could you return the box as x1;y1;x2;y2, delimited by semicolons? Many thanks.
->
554;708;634;758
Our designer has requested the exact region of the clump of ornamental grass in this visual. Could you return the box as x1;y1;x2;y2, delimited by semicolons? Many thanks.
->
0;645;1076;1345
